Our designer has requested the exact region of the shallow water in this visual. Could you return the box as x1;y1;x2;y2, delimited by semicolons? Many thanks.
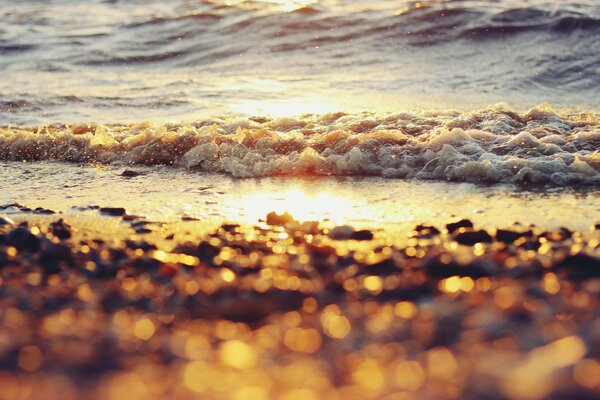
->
1;0;599;125
2;161;598;233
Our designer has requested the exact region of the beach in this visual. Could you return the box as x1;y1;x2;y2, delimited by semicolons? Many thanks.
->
1;200;599;399
1;0;600;398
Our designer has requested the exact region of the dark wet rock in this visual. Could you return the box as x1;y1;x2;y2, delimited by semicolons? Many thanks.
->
72;205;100;211
595;223;600;230
125;240;156;252
0;216;14;226
135;228;153;234
554;253;600;280
99;207;126;216
190;288;305;323
174;242;220;263
266;211;295;226
307;243;337;258
414;224;440;238
84;261;119;279
446;219;474;234
33;207;56;215
181;215;199;221
352;229;374;241
377;283;435;302
49;219;72;239
6;226;41;252
495;229;533;243
120;170;142;177
542;227;573;242
454;230;493;245
221;224;240;233
123;214;145;221
518;238;541;251
39;243;72;273
425;256;498;278
359;257;397;276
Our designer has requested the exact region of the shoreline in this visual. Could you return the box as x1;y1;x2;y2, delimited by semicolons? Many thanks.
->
1;211;599;399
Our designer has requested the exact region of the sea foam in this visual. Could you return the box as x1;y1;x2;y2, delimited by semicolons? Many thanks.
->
1;105;598;185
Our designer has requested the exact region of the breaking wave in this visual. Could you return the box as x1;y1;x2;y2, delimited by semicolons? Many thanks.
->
1;105;599;185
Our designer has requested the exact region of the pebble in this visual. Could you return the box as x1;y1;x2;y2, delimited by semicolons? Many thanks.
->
0;216;15;226
99;207;127;216
120;170;142;177
446;219;474;233
328;225;355;240
453;229;493;245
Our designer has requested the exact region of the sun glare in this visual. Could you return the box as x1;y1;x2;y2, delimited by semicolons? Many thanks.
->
234;187;365;224
221;0;318;12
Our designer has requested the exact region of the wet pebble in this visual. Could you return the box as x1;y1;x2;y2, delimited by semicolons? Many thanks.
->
0;216;14;226
99;207;126;216
120;170;142;177
446;219;474;233
49;219;72;239
328;225;355;240
454;229;493;245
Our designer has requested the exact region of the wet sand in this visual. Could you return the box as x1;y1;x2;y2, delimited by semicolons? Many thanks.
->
0;208;599;400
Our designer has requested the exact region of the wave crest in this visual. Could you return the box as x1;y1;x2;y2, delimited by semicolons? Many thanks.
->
1;105;599;185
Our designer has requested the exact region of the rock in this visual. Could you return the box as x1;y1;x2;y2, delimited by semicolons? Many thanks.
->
554;253;600;280
446;219;474;234
266;211;295;226
221;224;240;233
352;229;374;241
49;219;72;239
453;230;493;246
328;225;355;240
0;216;15;226
495;229;533;243
39;243;72;273
99;207;126;216
33;207;56;215
181;215;199;221
425;256;498;278
414;224;440;238
6;227;41;252
120;170;142;177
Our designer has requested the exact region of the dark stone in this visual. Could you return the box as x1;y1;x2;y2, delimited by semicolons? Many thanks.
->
359;257;397;276
135;228;153;234
33;207;56;215
454;230;493;246
554;253;600;280
125;240;156;252
190;288;305;323
221;224;240;233
352;229;374;241
6;227;41;252
425;256;497;279
542;227;573;242
446;219;474;233
181;215;199;221
0;216;14;226
495;229;533;243
120;170;142;177
49;219;72;239
414;224;440;238
39;243;72;273
99;207;126;216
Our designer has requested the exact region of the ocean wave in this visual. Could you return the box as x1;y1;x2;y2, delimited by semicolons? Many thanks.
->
1;105;599;185
1;1;600;124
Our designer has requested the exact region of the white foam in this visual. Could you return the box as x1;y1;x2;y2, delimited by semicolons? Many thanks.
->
1;104;598;185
